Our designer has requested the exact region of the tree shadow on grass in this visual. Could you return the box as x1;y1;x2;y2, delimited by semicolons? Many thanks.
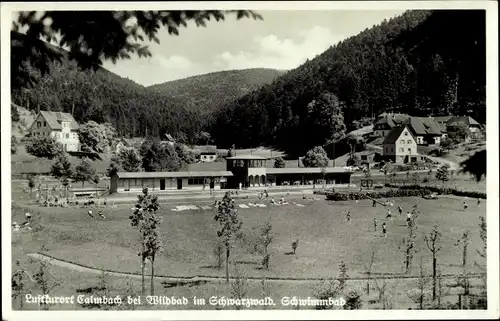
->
200;265;222;269
76;286;105;293
162;280;208;288
235;260;260;265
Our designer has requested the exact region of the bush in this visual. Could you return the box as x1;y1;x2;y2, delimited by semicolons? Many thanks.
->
326;189;424;201
327;183;486;201
384;184;487;199
25;136;63;159
344;290;363;310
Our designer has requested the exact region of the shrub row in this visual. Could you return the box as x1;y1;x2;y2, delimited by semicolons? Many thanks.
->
384;183;487;199
325;184;487;201
325;189;424;201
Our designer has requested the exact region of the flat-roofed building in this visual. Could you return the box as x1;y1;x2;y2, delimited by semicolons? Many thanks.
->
110;171;233;193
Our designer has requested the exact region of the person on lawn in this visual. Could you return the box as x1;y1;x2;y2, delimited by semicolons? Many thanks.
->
406;212;412;227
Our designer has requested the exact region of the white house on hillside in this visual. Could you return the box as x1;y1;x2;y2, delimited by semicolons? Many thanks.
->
29;111;80;152
382;125;419;164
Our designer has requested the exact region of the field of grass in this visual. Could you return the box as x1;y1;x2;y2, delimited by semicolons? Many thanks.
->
10;193;487;310
10;189;488;310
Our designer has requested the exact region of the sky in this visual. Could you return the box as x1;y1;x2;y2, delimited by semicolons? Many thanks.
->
99;10;406;86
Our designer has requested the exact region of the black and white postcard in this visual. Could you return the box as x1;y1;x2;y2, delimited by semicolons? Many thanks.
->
1;1;498;320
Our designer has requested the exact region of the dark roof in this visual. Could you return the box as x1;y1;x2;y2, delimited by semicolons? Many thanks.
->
374;113;409;128
448;116;481;127
116;171;233;179
382;125;416;144
34;111;79;130
433;116;454;123
266;167;350;175
404;117;442;136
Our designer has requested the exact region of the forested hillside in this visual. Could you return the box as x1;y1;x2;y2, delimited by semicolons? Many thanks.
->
11;31;207;143
211;10;486;157
148;68;286;115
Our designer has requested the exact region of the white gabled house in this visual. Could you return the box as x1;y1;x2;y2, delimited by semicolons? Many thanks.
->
382;125;419;164
29;111;80;152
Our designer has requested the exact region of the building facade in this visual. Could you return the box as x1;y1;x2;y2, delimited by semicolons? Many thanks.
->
110;171;233;193
403;117;443;145
226;155;352;188
447;116;483;139
110;155;354;193
29;111;80;152
197;145;218;162
382;125;419;164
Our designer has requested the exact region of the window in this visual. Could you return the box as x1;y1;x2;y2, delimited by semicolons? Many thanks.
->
65;134;69;139
37;121;41;128
55;133;60;139
408;148;412;154
188;178;205;185
361;155;368;161
400;140;405;144
400;148;404;152
404;131;408;136
43;121;47;127
391;148;394;152
407;140;411;144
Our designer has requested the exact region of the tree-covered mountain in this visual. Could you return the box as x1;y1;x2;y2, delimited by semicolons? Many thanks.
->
148;68;286;115
210;10;486;157
11;31;206;143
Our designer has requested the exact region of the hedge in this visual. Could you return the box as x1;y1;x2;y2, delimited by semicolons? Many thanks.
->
325;189;425;201
385;183;487;199
325;184;486;201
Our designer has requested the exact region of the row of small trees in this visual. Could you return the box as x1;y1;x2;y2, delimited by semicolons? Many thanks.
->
107;139;197;175
49;153;98;188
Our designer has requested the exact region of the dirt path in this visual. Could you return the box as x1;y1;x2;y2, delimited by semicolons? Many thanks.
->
27;253;485;284
425;155;460;170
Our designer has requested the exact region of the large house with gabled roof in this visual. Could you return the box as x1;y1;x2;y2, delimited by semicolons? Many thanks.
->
374;113;445;145
382;125;419;164
402;116;443;145
28;111;80;152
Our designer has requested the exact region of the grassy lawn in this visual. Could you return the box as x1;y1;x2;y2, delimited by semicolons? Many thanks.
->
10;188;488;310
10;193;487;310
12;194;487;278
